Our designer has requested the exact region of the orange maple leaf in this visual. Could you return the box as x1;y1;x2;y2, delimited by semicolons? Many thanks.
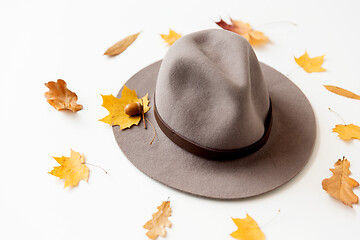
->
215;18;268;46
333;124;360;140
44;79;83;112
161;29;182;46
322;157;359;207
230;214;265;240
294;51;326;73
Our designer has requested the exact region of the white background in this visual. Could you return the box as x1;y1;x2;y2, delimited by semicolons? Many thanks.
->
1;0;360;239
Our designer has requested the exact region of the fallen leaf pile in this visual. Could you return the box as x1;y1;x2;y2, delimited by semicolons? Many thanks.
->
104;32;141;56
143;201;172;239
161;29;182;46
49;149;89;188
100;85;150;129
44;79;83;112
294;51;326;73
322;157;359;207
324;85;360;100
333;124;360;140
215;18;268;46
230;214;265;240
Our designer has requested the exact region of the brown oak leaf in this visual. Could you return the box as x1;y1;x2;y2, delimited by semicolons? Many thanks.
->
322;157;359;207
44;79;83;112
143;201;172;239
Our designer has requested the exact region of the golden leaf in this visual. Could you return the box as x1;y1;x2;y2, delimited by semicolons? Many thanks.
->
49;149;89;188
230;214;265;240
104;32;140;56
322;157;359;207
44;79;83;112
324;85;360;100
215;18;268;46
99;85;150;130
294;51;326;73
143;201;172;239
333;124;360;140
161;29;181;46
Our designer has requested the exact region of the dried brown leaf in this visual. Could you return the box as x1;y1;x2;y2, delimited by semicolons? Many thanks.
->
44;79;83;112
104;32;140;56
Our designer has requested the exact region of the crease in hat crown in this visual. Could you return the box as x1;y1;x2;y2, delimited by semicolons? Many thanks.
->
155;29;270;150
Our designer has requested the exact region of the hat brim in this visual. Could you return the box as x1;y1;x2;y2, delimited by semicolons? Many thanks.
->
113;60;316;199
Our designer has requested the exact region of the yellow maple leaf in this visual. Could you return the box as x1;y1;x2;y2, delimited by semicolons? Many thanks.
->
215;18;268;46
230;214;265;240
44;79;83;112
333;124;360;140
161;29;181;46
143;201;172;239
294;51;326;73
99;85;150;130
49;149;89;188
322;157;359;207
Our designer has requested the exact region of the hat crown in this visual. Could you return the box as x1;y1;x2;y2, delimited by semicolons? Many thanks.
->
155;29;270;150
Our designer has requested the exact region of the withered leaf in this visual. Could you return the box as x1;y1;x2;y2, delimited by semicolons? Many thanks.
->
160;29;181;46
322;157;359;207
215;18;268;46
44;79;83;112
324;85;360;100
143;201;172;239
104;32;140;56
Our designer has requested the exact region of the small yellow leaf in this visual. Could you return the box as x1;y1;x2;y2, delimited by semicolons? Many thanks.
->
333;124;360;140
44;79;83;112
104;32;140;56
324;85;360;100
230;214;265;240
322;157;359;207
161;29;181;46
294;51;326;73
144;201;172;239
49;149;89;188
99;85;149;130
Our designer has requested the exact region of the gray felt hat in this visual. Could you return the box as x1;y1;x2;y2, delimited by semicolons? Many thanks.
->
113;29;316;199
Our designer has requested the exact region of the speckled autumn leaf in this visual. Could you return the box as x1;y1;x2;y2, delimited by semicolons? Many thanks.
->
104;32;140;56
324;85;360;100
161;29;181;46
215;18;268;46
294;51;326;73
99;85;149;130
49;149;89;188
322;157;359;207
333;124;360;140
44;79;83;112
230;214;265;240
143;201;172;239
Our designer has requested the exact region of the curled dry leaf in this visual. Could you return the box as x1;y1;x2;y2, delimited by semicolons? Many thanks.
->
160;29;181;46
99;85;150;130
143;201;172;239
104;32;140;56
49;149;89;188
294;51;326;73
324;85;360;100
44;79;83;112
230;214;265;240
333;124;360;140
322;157;359;207
215;18;268;46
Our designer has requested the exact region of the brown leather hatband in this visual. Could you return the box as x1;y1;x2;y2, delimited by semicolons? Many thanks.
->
154;98;273;160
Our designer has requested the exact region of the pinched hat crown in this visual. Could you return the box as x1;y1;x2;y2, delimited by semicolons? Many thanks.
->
155;29;270;152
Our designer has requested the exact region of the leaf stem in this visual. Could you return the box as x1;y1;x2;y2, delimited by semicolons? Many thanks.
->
328;108;347;125
85;163;108;174
145;117;157;145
